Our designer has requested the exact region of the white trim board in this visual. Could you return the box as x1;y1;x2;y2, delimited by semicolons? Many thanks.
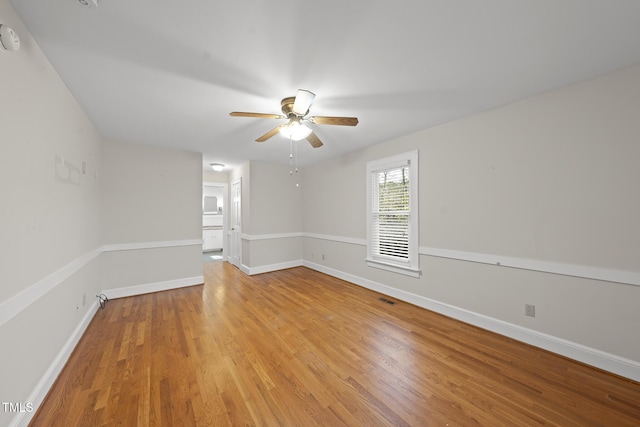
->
0;247;102;328
1;239;204;328
299;232;640;287
3;239;202;427
8;273;204;427
243;232;367;246
302;260;640;383
419;246;640;287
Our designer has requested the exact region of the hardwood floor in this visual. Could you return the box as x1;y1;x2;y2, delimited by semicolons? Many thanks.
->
30;262;640;426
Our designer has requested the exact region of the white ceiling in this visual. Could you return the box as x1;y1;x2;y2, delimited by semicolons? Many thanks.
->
11;0;640;170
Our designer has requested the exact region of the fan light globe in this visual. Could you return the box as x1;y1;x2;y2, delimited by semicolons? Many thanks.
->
280;122;312;141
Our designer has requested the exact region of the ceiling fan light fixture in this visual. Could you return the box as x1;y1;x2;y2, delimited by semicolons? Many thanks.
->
230;89;356;148
279;121;312;141
210;163;225;172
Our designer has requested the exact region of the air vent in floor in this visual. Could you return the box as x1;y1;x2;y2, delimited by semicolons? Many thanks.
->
378;297;397;305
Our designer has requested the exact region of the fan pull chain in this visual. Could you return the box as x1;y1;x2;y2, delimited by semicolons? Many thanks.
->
289;136;293;175
289;136;300;187
295;138;299;187
295;137;299;173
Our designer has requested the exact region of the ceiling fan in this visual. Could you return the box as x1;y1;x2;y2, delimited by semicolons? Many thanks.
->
229;89;358;148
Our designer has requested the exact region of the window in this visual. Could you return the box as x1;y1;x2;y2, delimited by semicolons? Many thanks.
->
366;150;420;277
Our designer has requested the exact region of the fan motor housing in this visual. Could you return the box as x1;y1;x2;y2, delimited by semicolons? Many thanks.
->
280;97;297;116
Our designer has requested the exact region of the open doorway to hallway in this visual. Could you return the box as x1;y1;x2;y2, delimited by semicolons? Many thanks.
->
203;182;227;263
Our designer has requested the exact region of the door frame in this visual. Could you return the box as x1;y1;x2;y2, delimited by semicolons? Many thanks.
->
230;178;242;268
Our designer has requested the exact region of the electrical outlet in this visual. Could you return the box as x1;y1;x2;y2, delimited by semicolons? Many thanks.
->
525;304;536;317
322;254;325;261
82;293;86;307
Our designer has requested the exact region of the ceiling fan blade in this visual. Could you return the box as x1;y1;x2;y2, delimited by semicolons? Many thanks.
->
230;112;286;119
310;116;359;126
256;125;285;142
292;89;316;116
306;131;323;148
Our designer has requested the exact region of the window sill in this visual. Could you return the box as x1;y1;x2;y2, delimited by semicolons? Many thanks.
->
366;258;421;278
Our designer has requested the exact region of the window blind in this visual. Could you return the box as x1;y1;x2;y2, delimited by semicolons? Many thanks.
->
371;165;410;261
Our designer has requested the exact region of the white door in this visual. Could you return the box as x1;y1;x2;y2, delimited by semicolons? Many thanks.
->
230;179;242;268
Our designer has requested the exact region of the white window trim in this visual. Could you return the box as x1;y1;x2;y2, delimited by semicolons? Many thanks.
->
366;150;420;278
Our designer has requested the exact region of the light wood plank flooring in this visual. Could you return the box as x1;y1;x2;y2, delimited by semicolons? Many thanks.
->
30;262;640;426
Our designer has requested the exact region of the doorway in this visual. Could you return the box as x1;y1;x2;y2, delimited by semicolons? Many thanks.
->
203;182;227;263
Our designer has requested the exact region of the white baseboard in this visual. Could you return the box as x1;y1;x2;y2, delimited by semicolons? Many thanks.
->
303;260;640;383
4;240;204;427
101;275;204;299
242;260;304;276
11;274;204;427
9;301;100;427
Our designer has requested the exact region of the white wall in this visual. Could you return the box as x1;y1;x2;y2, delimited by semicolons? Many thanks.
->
0;3;205;425
301;64;640;378
0;2;102;425
100;139;203;294
249;161;302;235
228;161;303;272
102;140;202;244
203;169;229;183
3;2;635;420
